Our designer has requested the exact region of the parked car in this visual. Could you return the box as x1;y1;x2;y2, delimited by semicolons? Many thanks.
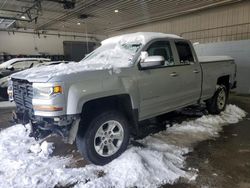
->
0;60;67;99
9;32;236;165
0;58;50;79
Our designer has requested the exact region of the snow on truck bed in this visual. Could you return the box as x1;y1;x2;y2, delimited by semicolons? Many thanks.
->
0;105;246;188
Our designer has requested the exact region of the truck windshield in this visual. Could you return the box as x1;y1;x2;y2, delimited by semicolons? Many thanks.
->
79;42;142;67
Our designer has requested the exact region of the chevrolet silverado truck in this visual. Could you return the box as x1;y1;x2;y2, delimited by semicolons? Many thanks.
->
8;32;236;165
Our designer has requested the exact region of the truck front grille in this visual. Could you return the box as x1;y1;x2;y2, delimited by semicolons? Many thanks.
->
12;79;33;112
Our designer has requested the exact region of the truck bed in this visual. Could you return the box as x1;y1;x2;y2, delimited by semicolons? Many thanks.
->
199;56;236;100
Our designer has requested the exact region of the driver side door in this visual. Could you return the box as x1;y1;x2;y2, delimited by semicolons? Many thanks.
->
137;40;182;120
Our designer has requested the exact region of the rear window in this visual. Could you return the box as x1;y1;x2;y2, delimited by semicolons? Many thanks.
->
175;41;194;64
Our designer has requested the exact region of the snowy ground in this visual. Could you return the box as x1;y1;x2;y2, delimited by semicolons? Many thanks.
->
0;105;246;188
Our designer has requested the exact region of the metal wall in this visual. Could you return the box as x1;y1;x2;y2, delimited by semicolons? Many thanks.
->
194;40;250;94
113;0;250;44
63;41;98;61
112;1;250;94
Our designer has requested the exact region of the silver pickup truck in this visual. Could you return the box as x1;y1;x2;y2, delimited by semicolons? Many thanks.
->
8;32;236;165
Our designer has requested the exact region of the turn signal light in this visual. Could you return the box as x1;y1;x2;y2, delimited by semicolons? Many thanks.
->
53;86;63;94
33;105;63;111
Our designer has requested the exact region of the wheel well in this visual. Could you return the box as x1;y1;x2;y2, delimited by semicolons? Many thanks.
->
217;75;230;92
80;95;138;135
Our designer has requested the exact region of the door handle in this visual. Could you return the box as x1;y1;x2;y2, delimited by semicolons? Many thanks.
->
193;69;200;73
170;72;178;77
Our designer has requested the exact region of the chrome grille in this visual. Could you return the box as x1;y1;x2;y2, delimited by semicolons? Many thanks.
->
12;79;33;111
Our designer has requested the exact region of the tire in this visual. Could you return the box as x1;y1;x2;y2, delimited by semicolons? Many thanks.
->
76;111;130;165
206;85;228;114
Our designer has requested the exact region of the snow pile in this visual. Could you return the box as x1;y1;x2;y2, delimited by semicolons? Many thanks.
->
0;105;246;188
30;141;54;157
165;104;246;147
0;124;71;187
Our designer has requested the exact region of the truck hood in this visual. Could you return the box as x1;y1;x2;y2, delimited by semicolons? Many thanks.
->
11;62;123;83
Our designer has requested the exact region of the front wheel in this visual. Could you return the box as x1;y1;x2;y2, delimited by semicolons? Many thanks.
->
206;85;228;114
76;111;130;165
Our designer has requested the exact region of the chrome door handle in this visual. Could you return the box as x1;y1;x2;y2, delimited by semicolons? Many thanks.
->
193;69;200;73
170;72;178;77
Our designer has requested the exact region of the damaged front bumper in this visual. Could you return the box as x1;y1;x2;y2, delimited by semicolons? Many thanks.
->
13;110;80;144
9;78;81;144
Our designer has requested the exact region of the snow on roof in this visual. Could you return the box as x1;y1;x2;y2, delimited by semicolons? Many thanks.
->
102;32;182;45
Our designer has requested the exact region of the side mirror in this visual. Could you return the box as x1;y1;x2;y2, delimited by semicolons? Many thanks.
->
139;56;165;70
6;65;14;71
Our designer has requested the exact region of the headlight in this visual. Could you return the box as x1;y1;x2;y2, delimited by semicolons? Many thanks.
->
33;83;63;99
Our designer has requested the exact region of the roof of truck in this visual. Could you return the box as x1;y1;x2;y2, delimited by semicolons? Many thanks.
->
102;32;182;45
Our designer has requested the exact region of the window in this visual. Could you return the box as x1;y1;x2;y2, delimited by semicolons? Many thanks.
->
12;60;39;69
31;60;41;67
175;41;194;64
147;41;174;66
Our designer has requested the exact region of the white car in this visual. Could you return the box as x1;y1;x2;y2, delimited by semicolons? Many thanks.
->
0;58;51;71
0;60;67;99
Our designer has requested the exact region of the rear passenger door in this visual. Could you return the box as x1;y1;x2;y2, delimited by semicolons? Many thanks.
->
172;40;202;105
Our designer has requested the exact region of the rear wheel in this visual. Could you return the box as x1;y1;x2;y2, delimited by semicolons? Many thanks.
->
76;111;130;165
206;85;228;114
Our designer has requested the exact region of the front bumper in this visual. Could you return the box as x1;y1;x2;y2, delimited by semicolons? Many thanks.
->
10;78;81;143
13;110;80;141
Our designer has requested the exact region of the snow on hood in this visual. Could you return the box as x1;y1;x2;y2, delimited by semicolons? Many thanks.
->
11;39;139;82
11;62;114;82
0;104;246;188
